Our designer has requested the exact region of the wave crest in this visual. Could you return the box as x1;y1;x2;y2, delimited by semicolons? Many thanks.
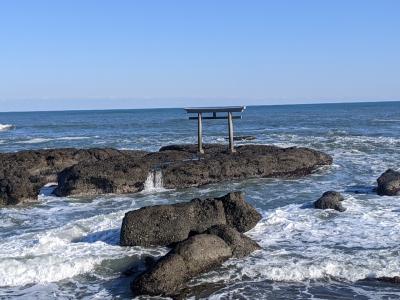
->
0;124;14;131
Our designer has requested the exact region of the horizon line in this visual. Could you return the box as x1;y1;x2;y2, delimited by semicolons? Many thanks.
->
0;99;399;114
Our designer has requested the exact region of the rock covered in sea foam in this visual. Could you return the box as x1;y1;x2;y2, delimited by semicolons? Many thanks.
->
314;191;346;212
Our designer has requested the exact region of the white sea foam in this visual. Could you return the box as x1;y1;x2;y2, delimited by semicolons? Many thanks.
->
19;138;52;144
192;195;400;286
19;136;91;144
0;124;14;131
142;169;167;193
0;206;167;287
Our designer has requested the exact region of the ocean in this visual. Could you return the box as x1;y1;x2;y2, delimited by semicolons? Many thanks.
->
0;102;400;299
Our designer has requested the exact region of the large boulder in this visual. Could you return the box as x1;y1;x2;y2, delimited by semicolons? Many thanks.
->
131;234;233;297
120;196;226;247
314;191;346;212
377;169;400;196
120;192;261;247
205;224;261;258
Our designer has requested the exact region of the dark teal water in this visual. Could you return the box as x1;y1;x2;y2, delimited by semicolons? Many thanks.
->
0;102;400;299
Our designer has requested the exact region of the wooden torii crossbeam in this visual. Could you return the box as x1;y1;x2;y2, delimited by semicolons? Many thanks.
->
184;106;246;154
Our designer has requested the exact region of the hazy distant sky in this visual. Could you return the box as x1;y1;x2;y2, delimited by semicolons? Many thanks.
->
0;0;399;111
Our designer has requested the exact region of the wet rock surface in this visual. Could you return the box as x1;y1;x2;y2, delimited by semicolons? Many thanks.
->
314;191;346;212
120;191;261;247
377;169;400;196
0;144;332;205
0;148;147;205
160;144;332;189
131;234;233;297
126;192;262;296
54;157;149;196
205;224;261;258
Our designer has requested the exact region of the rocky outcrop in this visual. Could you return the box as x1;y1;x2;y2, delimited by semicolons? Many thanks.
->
205;224;261;258
54;149;195;197
160;144;332;189
132;234;233;297
120;192;261;247
0;148;147;205
0;144;332;205
377;169;400;196
314;191;346;212
123;189;263;296
55;158;149;196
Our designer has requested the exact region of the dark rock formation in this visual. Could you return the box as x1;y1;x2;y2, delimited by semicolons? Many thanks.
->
55;158;149;196
0;148;147;205
132;234;232;297
314;191;346;212
123;190;263;296
120;195;226;247
55;149;196;197
161;144;332;189
205;224;261;258
377;169;400;196
219;191;261;232
1;144;332;205
376;276;400;284
120;191;261;247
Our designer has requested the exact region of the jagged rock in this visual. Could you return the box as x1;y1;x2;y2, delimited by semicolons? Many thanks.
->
131;234;232;297
314;191;346;212
120;192;261;247
377;169;400;196
205;224;261;258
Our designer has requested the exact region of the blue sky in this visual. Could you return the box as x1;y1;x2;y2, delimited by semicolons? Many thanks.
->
0;0;399;111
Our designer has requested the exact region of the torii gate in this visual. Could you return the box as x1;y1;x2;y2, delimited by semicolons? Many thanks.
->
184;106;246;154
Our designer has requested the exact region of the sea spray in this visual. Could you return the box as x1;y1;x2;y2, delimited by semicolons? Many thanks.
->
143;169;165;192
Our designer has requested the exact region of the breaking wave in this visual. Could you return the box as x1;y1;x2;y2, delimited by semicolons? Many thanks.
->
0;124;14;131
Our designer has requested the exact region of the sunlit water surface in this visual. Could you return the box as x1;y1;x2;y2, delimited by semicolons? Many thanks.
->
0;102;400;299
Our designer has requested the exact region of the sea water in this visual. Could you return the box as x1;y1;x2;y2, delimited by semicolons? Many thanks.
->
0;102;400;299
